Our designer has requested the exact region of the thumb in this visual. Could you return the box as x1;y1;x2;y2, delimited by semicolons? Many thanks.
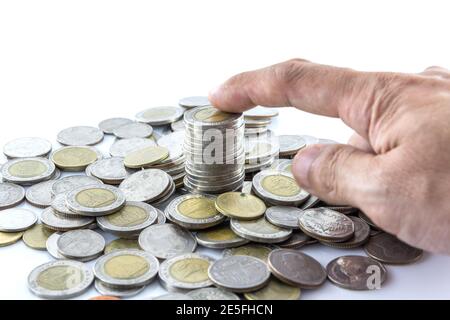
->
292;143;380;207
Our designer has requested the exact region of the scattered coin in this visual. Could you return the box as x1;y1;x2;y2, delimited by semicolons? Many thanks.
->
41;207;95;231
2;157;56;185
208;255;270;293
124;146;170;168
321;216;370;249
57;126;104;146
0;182;25;209
94;280;145;298
159;253;214;291
0;208;37;232
178;96;210;108
265;206;304;229
94;249;159;288
244;277;301;300
0;231;24;247
195;224;249;249
23;224;55;250
153;293;193;300
45;232;64;259
327;255;387;290
25;180;57;208
278;135;306;156
87;157;131;184
98;118;133;134
104;238;141;254
298;207;355;242
139;224;196;259
223;244;276;262
51;175;102;195
230;217;292;243
155;208;166;224
170;120;185;131
244;107;279;119
3;137;52;159
28;260;94;299
364;232;423;265
187;287;240;300
57;229;105;261
113;122;153;139
50;193;82;218
268;249;326;288
109;138;157;158
215;192;266;220
278;231;311;249
51;146;102;171
135;106;185;125
119;169;171;202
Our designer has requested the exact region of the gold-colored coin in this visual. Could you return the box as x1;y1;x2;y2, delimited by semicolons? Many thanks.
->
51;146;99;170
215;192;266;220
8;160;47;178
75;188;117;208
37;265;84;291
225;244;274;262
23;224;55;250
104;254;150;279
106;205;149;227
104;239;141;254
261;174;300;197
0;231;24;247
199;225;240;242
244;278;301;300
194;107;231;123
123;146;169;169
178;197;217;219
169;258;210;283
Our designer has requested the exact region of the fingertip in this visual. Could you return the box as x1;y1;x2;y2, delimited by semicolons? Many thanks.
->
292;144;324;189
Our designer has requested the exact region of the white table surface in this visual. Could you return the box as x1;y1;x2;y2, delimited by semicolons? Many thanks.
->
0;108;449;300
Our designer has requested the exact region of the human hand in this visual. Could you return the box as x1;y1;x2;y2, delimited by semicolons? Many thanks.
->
209;59;450;254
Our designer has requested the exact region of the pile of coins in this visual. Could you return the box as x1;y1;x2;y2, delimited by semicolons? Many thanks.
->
183;106;246;194
0;100;425;300
243;107;278;136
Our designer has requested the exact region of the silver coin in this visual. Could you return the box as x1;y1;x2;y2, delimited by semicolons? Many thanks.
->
187;287;240;300
278;231;312;249
0;208;37;232
87;157;131;184
28;260;94;299
195;224;249;249
320;216;370;249
94;249;159;288
208;256;271;293
109;138;157;157
119;169;171;202
278;135;306;155
65;184;126;216
153;293;193;300
98;117;133;134
41;207;95;231
139;224;196;259
299;134;320;146
265;206;304;229
157;131;185;163
51;175;103;195
3;137;52;159
0;182;25;209
155;208;167;224
1;157;55;185
230;217;292;244
46;232;64;259
252;170;309;206
298;207;355;242
94;279;145;298
113;122;153;139
178;96;210;108
25;180;56;208
136;106;185;125
243;107;279;118
171;120;185;131
96;201;158;237
57;229;105;260
51;193;83;217
57;126;104;146
158;253;214;291
299;195;320;210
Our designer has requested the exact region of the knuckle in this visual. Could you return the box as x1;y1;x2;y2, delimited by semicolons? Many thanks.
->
274;59;311;87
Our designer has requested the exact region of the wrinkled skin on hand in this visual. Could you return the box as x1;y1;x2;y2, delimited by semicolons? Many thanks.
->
209;59;450;254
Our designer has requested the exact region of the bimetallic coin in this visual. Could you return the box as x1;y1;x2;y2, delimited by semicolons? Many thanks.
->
321;216;370;249
46;232;64;259
3;137;52;159
187;287;240;300
244;278;301;300
66;185;126;216
51;146;102;171
97;202;158;237
230;217;292;244
159;253;214;291
57;126;104;146
123;146;169;169
153;293;193;300
113;122;153;139
88;157;131;184
25;180;56;208
298;208;355;242
268;249;327;289
0;208;37;232
51;175;103;196
179;96;210;108
27;260;94;299
104;238;141;254
195;224;249;249
139;224;196;259
98;117;133;134
109;138;157;158
119;169;171;203
94;249;159;288
215;192;266;220
364;233;423;265
41;207;95;231
0;231;24;247
252;170;309;206
265;206;304;229
57;229;105;260
94;280;145;298
1;157;55;185
223;244;276;262
135;106;185;125
51;193;83;217
327;255;387;290
23;224;55;250
208;256;270;293
278;231;311;249
0;182;25;209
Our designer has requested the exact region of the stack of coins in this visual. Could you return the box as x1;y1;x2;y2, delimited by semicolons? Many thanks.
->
244;131;280;178
277;134;307;158
243;107;278;136
183;106;245;194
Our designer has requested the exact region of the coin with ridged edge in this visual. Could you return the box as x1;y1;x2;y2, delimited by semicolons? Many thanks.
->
119;169;171;203
265;206;304;229
195;224;249;249
3;137;52;159
230;217;292;244
0;182;25;209
113;122;153;139
0;208;37;232
94;279;145;298
57;229;105;261
2;157;55;185
25;180;56;208
41;207;95;231
320;216;370;249
98;118;133;134
51;175;102;196
215;192;266;220
109;138;157;158
124;146;169;169
51;146;102;171
135;106;185;125
87;157;131;184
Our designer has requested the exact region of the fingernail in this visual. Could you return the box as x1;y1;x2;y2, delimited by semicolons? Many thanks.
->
293;145;323;189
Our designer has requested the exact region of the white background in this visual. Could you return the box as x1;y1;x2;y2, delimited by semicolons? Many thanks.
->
0;0;450;299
